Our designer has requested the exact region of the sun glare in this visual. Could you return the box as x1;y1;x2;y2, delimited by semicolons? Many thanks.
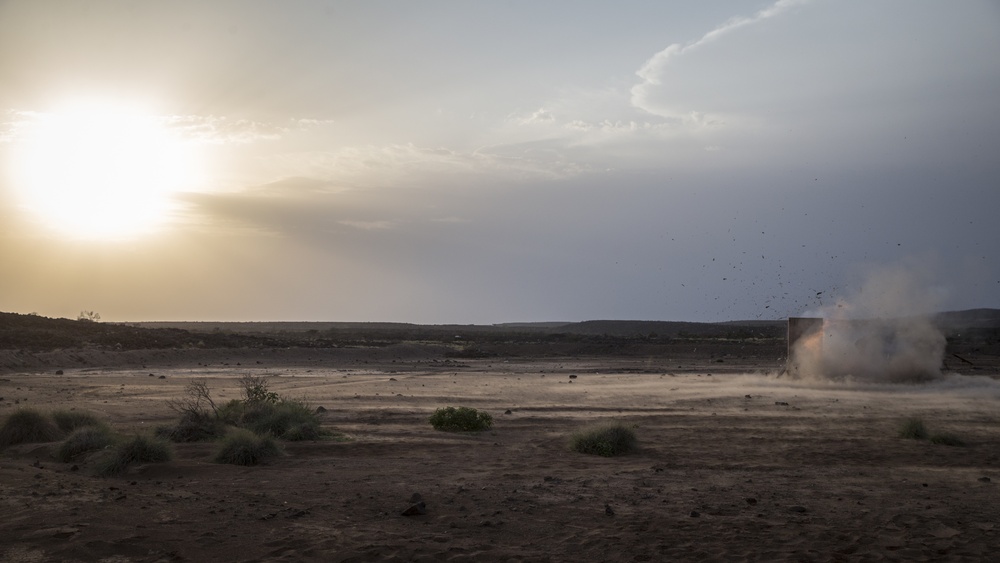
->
8;103;201;240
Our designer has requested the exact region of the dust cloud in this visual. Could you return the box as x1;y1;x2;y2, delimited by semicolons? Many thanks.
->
788;264;947;383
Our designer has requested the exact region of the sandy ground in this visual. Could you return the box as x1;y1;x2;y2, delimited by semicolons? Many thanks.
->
2;352;1000;562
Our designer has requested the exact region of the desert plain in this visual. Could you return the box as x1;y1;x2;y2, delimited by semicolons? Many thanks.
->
2;329;1000;562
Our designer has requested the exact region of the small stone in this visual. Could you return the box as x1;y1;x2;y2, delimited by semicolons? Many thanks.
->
569;374;578;379
788;505;807;513
402;502;427;516
689;510;700;518
158;375;166;379
315;406;327;413
504;409;512;415
775;401;789;406
745;498;757;505
605;504;615;516
978;477;991;483
55;370;64;375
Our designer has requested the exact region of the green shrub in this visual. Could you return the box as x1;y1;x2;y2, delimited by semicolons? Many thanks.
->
570;422;638;457
239;374;280;405
429;406;493;432
899;418;929;440
245;400;320;439
55;426;114;462
216;399;245;425
282;421;324;442
96;434;172;477
214;429;281;466
52;410;105;433
155;410;225;443
0;409;63;448
930;433;966;447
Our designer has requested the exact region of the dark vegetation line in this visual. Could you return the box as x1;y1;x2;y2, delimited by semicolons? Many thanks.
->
1;310;997;353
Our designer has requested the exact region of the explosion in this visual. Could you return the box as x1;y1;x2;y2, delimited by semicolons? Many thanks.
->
787;316;945;383
786;264;947;383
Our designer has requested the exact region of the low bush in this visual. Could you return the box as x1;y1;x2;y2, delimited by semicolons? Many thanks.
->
96;434;172;477
429;406;493;432
214;429;281;466
282;421;324;442
216;399;245;425
155;410;225;443
570;422;638;457
930;433;966;447
52;410;105;433
239;374;280;405
245;400;320;439
0;409;63;448
55;426;114;462
899;418;929;440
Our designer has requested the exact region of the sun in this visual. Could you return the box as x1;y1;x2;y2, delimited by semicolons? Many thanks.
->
7;102;201;240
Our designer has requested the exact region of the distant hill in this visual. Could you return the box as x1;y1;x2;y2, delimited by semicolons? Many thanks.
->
933;308;1000;330
2;309;996;352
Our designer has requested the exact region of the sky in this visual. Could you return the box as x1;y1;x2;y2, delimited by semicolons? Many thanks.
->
0;0;998;324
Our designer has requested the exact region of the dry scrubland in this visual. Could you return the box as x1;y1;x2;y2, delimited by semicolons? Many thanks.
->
2;315;1000;561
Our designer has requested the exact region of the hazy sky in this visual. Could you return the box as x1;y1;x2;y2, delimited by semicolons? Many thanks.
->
1;1;998;323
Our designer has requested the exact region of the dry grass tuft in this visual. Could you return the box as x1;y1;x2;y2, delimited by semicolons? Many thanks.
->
96;434;172;477
214;429;282;466
0;409;64;448
570;422;638;457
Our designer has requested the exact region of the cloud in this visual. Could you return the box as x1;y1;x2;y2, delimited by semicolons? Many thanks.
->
0;108;330;146
165;114;332;144
338;219;393;231
253;142;592;190
631;0;812;118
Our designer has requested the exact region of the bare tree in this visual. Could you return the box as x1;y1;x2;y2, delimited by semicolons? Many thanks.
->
167;380;218;418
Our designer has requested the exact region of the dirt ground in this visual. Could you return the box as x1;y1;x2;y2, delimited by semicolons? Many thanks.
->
2;349;1000;562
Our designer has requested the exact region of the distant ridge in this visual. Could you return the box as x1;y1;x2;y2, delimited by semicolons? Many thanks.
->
2;309;996;352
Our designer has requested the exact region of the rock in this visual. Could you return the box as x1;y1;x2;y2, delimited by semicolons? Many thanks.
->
569;374;578;379
745;497;757;505
605;504;615;516
402;502;427;516
775;401;789;406
689;510;700;518
315;406;327;413
788;505;807;513
158;375;166;379
55;370;63;375
504;409;512;415
978;477;991;483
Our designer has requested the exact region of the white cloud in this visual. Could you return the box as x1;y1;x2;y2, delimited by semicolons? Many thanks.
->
631;0;812;119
